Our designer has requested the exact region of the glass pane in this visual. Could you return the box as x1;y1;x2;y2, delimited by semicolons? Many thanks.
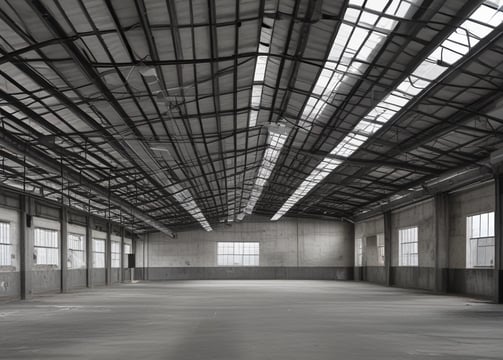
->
488;212;495;237
480;213;489;237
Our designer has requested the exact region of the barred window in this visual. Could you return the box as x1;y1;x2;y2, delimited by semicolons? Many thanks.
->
377;233;385;266
92;238;105;269
217;242;259;266
0;222;11;266
467;212;494;268
398;227;418;266
355;238;363;266
111;241;120;268
34;228;59;266
68;233;86;269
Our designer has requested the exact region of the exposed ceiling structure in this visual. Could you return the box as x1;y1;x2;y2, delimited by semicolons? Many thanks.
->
0;0;502;234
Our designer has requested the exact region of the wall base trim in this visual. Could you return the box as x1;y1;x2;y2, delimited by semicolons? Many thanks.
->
146;266;354;281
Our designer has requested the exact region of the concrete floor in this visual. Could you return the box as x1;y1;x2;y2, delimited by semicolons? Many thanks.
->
0;281;502;360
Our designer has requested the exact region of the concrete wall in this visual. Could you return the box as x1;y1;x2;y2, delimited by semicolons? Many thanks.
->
67;223;87;289
31;217;61;294
354;216;385;283
145;216;354;280
0;206;20;299
355;181;496;299
0;189;140;300
448;183;494;268
447;183;495;298
391;199;436;291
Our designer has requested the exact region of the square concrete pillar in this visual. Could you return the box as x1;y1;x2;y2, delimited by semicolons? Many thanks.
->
384;211;392;287
434;193;449;293
60;207;68;293
494;173;503;303
20;196;35;300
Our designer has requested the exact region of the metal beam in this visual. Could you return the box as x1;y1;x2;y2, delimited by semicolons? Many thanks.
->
0;129;176;237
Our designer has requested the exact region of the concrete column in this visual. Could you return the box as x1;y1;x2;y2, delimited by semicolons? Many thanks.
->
132;237;137;281
383;211;392;287
119;227;125;283
145;233;149;281
86;216;93;288
60;207;68;293
494;173;503;303
105;221;112;286
434;193;449;293
20;196;34;300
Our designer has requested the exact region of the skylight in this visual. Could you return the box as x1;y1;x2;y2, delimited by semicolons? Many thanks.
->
172;188;212;231
133;141;213;231
272;0;503;221
249;17;275;127
298;0;417;130
244;125;289;216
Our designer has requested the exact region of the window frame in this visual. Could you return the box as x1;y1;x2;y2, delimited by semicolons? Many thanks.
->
92;238;106;269
111;240;121;268
217;242;259;266
398;226;418;267
67;232;86;269
355;238;363;266
0;221;12;267
376;233;385;266
34;227;60;267
466;212;495;268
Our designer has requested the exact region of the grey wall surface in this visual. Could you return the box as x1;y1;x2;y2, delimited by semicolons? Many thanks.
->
67;269;87;290
355;181;496;298
447;183;495;298
0;271;20;299
92;269;106;286
354;215;384;270
448;183;494;268
0;189;140;300
146;267;353;280
31;269;61;294
146;216;354;280
391;199;435;268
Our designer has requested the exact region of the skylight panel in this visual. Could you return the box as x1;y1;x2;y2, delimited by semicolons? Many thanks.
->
249;110;259;127
244;126;289;216
271;0;502;222
254;56;268;82
298;0;417;130
247;17;275;128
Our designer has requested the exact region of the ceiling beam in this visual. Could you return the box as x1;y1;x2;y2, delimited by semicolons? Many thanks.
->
0;128;176;237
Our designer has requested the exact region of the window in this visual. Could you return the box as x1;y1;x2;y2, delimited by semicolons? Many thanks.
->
217;242;259;266
377;233;385;266
92;239;105;269
68;233;86;269
467;212;495;268
398;227;418;266
124;243;132;268
0;222;11;266
34;228;59;266
111;241;120;268
355;238;363;266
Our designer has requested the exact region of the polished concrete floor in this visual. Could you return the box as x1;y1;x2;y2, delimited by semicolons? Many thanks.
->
1;280;502;359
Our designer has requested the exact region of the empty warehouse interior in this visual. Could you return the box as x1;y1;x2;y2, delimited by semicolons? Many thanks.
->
1;0;503;358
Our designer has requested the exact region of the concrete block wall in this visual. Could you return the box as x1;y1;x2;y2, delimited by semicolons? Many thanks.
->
0;188;141;301
391;199;436;290
354;181;496;299
447;182;494;298
354;216;385;283
67;223;87;290
0;206;20;298
145;216;354;280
